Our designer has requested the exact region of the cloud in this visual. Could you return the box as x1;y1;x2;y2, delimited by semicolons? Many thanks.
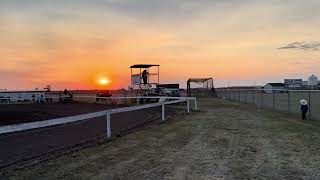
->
0;0;252;23
278;42;320;51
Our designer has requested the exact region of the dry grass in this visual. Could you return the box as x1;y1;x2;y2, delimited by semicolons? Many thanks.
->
3;98;320;179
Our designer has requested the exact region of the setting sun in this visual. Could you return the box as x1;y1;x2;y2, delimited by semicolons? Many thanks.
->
98;77;110;86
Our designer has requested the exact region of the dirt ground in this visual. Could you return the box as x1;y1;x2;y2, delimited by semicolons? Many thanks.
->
0;103;121;125
0;103;175;168
2;98;320;179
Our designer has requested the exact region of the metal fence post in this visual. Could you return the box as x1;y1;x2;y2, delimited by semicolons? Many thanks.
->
232;89;233;100
272;91;275;111
253;89;255;106
106;112;111;138
261;90;264;109
162;103;165;121
309;91;311;120
245;90;248;104
239;89;241;103
187;100;190;114
288;90;291;113
231;89;233;100
194;99;198;110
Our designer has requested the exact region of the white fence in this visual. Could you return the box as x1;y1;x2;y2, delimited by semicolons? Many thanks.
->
0;96;198;138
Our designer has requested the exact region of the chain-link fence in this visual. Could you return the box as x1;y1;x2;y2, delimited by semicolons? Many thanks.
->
216;88;320;120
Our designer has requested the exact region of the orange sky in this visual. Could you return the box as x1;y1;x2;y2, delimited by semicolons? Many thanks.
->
1;1;320;90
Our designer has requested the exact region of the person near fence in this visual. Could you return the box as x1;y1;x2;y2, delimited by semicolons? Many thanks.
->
300;99;308;120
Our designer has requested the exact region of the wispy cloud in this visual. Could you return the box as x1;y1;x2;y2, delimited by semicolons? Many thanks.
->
278;42;320;51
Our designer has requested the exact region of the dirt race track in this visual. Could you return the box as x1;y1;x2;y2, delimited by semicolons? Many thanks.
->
0;103;122;126
0;102;175;168
2;99;320;179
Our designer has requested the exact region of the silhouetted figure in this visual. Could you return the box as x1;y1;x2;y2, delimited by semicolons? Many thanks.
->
32;94;35;103
300;99;308;120
301;105;308;120
63;88;68;95
142;70;148;84
59;92;63;102
68;92;73;102
40;95;45;104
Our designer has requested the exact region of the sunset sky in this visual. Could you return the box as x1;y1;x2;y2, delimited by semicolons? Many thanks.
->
1;0;320;90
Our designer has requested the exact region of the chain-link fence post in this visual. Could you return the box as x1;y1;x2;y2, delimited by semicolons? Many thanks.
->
272;90;275;111
253;89;255;107
261;90;264;109
288;90;291;113
245;90;247;104
309;90;311;120
232;89;236;101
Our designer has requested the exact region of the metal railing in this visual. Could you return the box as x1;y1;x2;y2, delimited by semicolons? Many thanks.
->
216;88;320;120
0;96;198;138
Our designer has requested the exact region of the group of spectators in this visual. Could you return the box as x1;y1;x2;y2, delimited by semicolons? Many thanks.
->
30;89;73;104
59;89;73;103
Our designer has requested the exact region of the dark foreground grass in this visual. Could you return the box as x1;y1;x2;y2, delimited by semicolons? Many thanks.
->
2;98;320;179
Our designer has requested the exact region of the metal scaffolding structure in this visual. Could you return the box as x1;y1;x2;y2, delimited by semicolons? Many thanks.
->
187;78;216;97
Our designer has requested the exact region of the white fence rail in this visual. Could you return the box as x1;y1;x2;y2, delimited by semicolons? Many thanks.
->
0;97;198;138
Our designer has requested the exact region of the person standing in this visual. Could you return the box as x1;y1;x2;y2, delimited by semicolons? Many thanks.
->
32;94;35;103
300;99;309;120
142;70;148;84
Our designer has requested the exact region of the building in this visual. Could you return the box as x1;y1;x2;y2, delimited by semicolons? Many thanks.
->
302;81;308;86
0;91;46;103
264;83;285;93
284;79;302;89
308;74;318;88
282;75;319;90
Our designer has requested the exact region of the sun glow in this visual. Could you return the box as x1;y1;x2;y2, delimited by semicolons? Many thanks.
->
98;77;110;86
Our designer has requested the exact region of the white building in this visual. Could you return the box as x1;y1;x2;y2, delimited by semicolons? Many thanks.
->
308;74;318;86
0;91;46;102
284;79;302;89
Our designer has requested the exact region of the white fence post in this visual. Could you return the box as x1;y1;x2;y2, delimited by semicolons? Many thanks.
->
162;103;165;121
187;100;190;114
106;112;111;138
